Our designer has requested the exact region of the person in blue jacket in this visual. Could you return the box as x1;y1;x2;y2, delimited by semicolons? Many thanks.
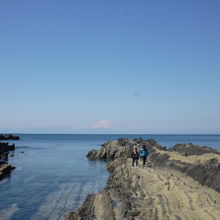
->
140;145;148;167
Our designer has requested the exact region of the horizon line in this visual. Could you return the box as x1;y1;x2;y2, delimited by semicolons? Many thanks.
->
2;133;220;135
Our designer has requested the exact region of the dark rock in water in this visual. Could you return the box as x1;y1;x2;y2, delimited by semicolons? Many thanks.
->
168;143;220;156
0;142;16;180
0;152;9;161
0;142;15;161
0;134;20;140
0;142;15;154
0;163;15;180
0;160;7;165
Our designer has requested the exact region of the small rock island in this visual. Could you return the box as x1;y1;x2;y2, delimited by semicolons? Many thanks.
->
67;138;220;220
0;134;20;140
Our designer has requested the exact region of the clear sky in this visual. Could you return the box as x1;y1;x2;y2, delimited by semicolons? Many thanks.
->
0;0;220;134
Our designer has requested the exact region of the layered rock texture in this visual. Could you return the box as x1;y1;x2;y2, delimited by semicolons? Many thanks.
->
0;142;16;179
0;134;20;140
68;138;220;220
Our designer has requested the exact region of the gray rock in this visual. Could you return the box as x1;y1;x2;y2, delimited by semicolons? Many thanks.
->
168;143;220;156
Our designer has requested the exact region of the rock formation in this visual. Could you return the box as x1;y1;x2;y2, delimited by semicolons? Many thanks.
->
87;138;165;160
0;161;15;180
0;142;15;160
168;143;220;156
0;142;16;180
0;134;20;140
68;139;220;220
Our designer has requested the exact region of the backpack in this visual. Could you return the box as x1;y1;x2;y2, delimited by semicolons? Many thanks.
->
140;149;148;157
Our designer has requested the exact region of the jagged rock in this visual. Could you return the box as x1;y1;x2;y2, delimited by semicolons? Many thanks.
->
0;152;9;161
69;139;220;219
0;134;20;140
133;138;167;151
87;138;164;160
0;142;16;180
117;138;130;146
0;163;15;180
0;142;15;153
68;161;139;220
168;143;220;156
87;140;134;160
0;142;15;161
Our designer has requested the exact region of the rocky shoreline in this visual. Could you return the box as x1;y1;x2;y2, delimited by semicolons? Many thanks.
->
67;138;220;220
0;136;18;180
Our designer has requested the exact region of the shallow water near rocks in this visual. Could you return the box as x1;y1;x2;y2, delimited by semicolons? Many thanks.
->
0;134;220;220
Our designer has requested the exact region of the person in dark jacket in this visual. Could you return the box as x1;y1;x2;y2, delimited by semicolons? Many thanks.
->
140;145;149;167
131;147;139;167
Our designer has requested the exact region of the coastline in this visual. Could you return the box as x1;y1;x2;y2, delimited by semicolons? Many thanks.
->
0;142;16;180
0;134;18;180
67;138;220;220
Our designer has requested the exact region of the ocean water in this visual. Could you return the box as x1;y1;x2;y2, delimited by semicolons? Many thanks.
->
0;134;220;220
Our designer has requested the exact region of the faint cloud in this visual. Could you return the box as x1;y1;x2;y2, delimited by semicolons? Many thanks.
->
91;120;112;129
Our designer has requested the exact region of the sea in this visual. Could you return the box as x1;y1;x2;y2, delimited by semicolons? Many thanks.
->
0;134;220;220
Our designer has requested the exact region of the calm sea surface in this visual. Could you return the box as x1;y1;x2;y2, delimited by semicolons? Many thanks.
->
0;134;220;220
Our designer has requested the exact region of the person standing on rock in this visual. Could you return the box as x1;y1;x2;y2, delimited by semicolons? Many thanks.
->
140;145;148;167
131;147;139;167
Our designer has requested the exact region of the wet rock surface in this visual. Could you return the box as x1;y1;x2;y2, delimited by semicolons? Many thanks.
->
68;139;220;220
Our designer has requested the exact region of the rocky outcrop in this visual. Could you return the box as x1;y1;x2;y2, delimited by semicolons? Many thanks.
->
0;161;15;180
0;142;15;161
0;142;16;180
87;138;165;160
168;143;220;156
0;142;15;153
68;139;220;220
149;152;220;193
0;134;20;140
67;158;141;220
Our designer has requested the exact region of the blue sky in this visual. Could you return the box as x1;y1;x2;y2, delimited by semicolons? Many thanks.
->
0;0;220;134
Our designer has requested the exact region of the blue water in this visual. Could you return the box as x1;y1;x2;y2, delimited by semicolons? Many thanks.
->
0;134;220;220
